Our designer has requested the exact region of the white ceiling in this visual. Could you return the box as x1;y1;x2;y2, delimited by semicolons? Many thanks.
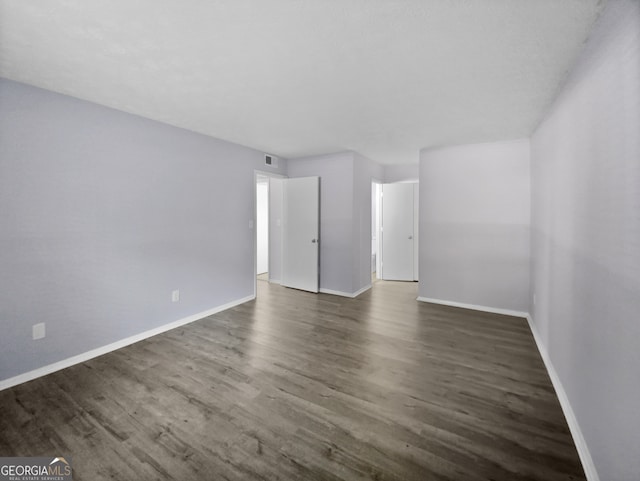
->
0;0;604;165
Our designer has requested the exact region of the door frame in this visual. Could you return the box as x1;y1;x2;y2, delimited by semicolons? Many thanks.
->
372;178;383;279
253;170;286;299
379;181;419;281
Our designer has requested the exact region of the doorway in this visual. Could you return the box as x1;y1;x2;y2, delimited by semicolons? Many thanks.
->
256;176;269;281
254;170;286;298
373;182;419;282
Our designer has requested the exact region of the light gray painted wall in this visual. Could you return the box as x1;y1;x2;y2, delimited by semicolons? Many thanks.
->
287;152;355;294
419;140;530;312
384;164;419;183
287;152;383;295
0;78;287;382
353;153;384;292
530;1;640;479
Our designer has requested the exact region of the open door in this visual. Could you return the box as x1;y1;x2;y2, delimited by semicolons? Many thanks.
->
381;183;416;281
282;177;320;293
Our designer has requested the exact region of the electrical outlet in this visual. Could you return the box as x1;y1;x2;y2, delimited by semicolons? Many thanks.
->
172;290;180;303
32;323;46;340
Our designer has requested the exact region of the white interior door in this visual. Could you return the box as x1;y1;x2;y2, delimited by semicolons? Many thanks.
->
381;183;414;281
413;183;419;281
282;177;320;293
375;182;382;277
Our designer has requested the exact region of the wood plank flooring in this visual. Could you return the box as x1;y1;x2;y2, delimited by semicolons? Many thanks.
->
0;280;585;480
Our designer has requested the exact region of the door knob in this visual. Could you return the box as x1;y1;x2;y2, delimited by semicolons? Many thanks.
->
311;239;317;243
408;235;413;240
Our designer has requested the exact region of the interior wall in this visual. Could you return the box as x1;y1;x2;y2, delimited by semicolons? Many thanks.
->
287;152;355;294
384;164;419;183
286;151;382;296
0;78;287;382
530;1;640;479
418;139;530;313
353;153;384;293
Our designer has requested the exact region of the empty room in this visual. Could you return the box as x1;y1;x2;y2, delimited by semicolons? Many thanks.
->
0;1;638;480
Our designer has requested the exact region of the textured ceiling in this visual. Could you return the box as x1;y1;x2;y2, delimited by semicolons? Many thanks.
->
0;0;604;165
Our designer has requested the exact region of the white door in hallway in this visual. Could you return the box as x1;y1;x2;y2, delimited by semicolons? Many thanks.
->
282;177;320;293
381;183;416;281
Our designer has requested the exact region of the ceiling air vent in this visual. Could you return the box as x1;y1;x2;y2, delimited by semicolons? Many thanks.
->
265;154;278;168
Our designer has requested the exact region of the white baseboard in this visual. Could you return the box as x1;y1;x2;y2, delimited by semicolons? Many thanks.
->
416;296;598;480
526;315;600;481
416;296;528;319
0;294;255;392
351;284;372;297
320;284;372;298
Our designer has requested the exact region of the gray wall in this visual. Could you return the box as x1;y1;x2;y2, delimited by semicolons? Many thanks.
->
0;78;286;382
530;1;640;479
384;164;419;183
287;152;355;294
287;151;382;295
353;153;384;292
419;140;530;312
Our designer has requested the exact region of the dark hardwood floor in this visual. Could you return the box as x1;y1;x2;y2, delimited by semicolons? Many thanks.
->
0;280;585;480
